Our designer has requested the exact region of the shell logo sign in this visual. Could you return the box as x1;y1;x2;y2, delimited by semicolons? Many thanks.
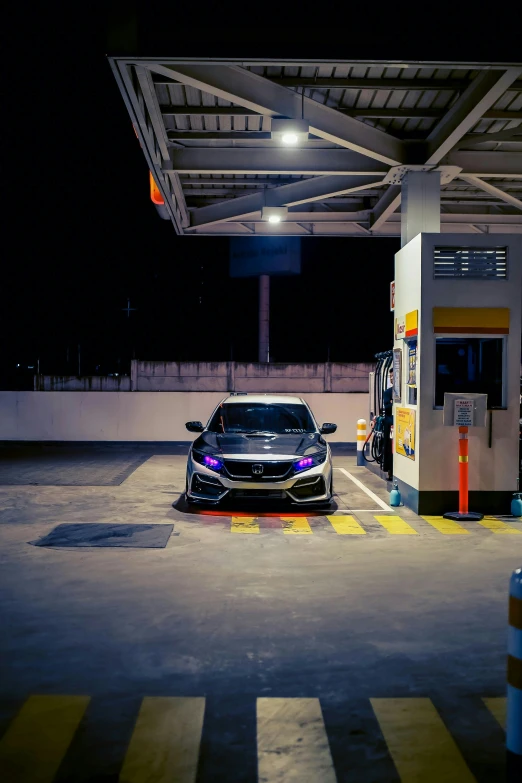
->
395;316;406;340
395;310;418;340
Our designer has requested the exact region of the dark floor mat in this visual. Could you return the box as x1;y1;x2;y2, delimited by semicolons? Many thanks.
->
0;452;150;486
31;523;174;548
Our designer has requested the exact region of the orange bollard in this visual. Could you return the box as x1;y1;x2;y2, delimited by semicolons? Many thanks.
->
443;425;483;521
458;426;469;514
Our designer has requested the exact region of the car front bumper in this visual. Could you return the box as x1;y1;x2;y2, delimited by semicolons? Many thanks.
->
186;452;332;504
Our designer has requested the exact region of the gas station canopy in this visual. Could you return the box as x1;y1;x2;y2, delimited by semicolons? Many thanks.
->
109;59;522;237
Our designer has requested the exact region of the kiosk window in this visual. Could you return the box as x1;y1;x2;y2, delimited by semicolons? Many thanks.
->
435;337;504;408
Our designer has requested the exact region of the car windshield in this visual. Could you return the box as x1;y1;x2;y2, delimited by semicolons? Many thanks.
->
207;403;316;434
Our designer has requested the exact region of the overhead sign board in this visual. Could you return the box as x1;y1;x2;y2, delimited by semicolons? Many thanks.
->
230;237;301;278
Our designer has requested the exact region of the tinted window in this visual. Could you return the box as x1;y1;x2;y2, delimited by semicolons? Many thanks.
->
435;337;504;408
208;403;316;434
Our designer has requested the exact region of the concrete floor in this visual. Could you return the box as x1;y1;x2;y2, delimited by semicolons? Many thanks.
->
0;447;520;782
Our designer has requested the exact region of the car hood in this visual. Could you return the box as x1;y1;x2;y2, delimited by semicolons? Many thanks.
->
192;431;326;457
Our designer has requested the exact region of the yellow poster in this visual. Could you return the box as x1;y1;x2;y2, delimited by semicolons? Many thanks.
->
396;408;416;460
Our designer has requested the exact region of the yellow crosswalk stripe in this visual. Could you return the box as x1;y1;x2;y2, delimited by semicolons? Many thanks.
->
371;698;475;782
483;696;506;730
421;516;470;535
374;515;418;535
0;694;90;783
231;516;259;534
281;517;313;534
120;697;205;783
257;697;336;783
478;517;522;534
327;515;366;534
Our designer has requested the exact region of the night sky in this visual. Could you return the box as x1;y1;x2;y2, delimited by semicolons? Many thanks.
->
2;4;518;385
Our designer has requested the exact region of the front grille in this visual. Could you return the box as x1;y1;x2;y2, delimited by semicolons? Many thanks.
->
224;460;293;481
230;489;285;499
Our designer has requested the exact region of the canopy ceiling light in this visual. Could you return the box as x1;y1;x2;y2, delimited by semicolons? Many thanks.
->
271;119;309;145
262;206;288;223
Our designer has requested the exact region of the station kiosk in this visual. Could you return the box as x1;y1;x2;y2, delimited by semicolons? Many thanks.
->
392;233;521;515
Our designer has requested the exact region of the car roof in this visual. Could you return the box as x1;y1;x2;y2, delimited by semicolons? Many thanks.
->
222;394;305;405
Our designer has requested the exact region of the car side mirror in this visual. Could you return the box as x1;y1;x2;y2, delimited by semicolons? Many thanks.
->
320;423;337;434
185;421;204;433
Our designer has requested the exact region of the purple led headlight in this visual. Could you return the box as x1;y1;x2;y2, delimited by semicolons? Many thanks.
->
203;455;223;470
295;457;314;470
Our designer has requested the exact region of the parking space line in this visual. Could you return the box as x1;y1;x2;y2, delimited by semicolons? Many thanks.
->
335;468;393;511
281;517;313;534
421;516;470;535
0;694;90;783
374;515;418;535
120;696;205;783
257;697;336;783
478;517;522;534
482;697;506;730
231;517;260;534
371;698;475;782
327;515;366;535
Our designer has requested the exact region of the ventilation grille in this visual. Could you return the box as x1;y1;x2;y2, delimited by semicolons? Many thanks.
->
434;247;507;279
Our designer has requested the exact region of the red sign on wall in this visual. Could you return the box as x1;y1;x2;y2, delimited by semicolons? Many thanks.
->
390;281;395;312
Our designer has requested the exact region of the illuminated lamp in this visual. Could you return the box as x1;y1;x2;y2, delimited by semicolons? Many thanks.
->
271;118;309;145
262;206;288;224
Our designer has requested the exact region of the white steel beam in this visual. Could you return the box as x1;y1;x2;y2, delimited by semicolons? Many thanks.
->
444;151;522;177
457;127;522;147
187;176;384;228
146;63;404;166
426;68;522;164
458;174;522;211
165;148;389;176
370;186;402;230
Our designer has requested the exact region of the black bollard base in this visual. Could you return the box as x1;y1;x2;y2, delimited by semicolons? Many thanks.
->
443;511;484;521
506;750;522;782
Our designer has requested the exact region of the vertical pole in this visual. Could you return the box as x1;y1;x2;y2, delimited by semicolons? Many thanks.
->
357;419;367;466
507;568;522;780
458;426;469;515
259;274;270;363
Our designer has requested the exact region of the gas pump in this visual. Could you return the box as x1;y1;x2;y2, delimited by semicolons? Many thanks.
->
366;350;393;469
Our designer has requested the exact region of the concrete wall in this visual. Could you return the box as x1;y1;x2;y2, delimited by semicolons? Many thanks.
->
133;361;372;393
35;376;131;391
0;391;369;443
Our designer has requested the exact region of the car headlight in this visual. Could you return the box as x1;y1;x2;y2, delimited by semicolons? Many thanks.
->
293;452;327;472
192;449;224;472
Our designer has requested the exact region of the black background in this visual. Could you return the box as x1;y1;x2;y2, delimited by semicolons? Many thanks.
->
2;2;519;384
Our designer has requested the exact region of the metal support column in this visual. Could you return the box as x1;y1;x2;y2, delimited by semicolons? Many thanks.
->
259;274;270;363
401;171;441;247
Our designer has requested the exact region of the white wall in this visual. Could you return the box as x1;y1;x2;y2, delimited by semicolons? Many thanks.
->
0;392;369;443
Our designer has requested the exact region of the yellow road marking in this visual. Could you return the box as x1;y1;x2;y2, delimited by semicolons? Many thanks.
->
483;697;506;730
327;515;366;535
0;694;90;783
479;517;522;534
281;517;313;534
120;697;205;783
231;516;259;534
371;698;475;782
421;516;470;535
257;697;336;783
374;515;418;535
